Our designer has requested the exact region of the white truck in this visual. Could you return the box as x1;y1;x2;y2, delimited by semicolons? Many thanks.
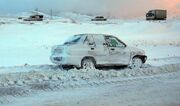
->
146;9;167;20
50;34;147;69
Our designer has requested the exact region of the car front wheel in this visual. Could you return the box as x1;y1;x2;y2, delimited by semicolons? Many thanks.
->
129;57;143;69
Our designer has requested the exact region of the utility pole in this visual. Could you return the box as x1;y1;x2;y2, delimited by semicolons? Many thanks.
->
35;8;39;15
50;8;53;19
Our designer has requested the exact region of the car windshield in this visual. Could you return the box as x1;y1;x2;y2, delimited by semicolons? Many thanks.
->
64;35;83;45
147;13;154;17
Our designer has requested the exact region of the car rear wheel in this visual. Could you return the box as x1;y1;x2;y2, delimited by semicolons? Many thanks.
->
81;58;96;69
130;57;143;69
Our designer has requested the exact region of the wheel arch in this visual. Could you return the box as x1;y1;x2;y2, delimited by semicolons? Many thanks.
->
132;55;147;63
81;56;97;66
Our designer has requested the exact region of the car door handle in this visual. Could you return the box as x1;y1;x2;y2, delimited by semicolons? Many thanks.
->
91;48;94;50
111;48;115;51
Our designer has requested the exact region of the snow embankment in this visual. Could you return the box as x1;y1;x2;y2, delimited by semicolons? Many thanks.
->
0;64;179;98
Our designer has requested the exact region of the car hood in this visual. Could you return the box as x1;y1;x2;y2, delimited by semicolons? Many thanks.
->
127;46;145;55
51;45;67;54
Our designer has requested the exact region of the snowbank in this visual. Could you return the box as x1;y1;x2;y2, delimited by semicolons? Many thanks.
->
0;63;180;104
0;63;180;90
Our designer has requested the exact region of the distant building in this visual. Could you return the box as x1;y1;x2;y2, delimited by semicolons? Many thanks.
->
91;16;107;21
24;14;44;21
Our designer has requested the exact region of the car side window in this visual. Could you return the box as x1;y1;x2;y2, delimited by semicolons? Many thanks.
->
105;36;125;47
84;35;96;46
109;38;118;47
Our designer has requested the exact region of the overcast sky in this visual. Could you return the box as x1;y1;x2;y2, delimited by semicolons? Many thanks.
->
0;0;180;18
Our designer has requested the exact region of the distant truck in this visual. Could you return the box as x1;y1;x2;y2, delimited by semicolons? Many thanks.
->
91;16;107;21
146;10;167;20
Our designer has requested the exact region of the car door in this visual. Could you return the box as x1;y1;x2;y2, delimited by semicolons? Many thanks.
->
85;35;110;64
105;36;131;65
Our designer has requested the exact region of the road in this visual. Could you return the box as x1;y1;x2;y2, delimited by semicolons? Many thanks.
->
5;71;180;106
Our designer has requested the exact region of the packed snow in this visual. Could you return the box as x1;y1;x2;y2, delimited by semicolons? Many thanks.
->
0;64;180;105
4;71;180;106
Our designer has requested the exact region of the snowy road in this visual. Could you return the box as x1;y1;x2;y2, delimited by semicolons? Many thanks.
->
0;63;179;106
3;70;180;106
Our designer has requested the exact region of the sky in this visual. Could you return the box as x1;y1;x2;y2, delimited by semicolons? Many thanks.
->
0;0;180;18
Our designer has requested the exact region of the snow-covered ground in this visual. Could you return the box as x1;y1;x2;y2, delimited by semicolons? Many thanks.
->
4;71;180;106
0;14;180;106
0;64;180;106
0;16;180;68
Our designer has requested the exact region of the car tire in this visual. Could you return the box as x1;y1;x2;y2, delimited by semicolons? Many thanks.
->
129;57;143;69
81;58;96;69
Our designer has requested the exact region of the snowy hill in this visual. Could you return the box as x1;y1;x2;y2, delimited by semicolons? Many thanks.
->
58;12;93;22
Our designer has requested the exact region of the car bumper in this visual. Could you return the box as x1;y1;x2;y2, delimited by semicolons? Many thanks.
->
50;55;66;65
50;55;81;67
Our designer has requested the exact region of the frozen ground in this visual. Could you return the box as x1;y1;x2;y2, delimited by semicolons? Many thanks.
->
0;64;180;106
0;14;180;105
4;71;180;106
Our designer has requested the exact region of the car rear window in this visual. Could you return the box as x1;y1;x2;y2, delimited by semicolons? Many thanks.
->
64;35;83;45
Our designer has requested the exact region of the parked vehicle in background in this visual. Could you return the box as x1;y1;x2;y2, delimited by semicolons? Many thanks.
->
146;9;167;20
24;14;44;21
91;16;107;21
50;34;147;69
